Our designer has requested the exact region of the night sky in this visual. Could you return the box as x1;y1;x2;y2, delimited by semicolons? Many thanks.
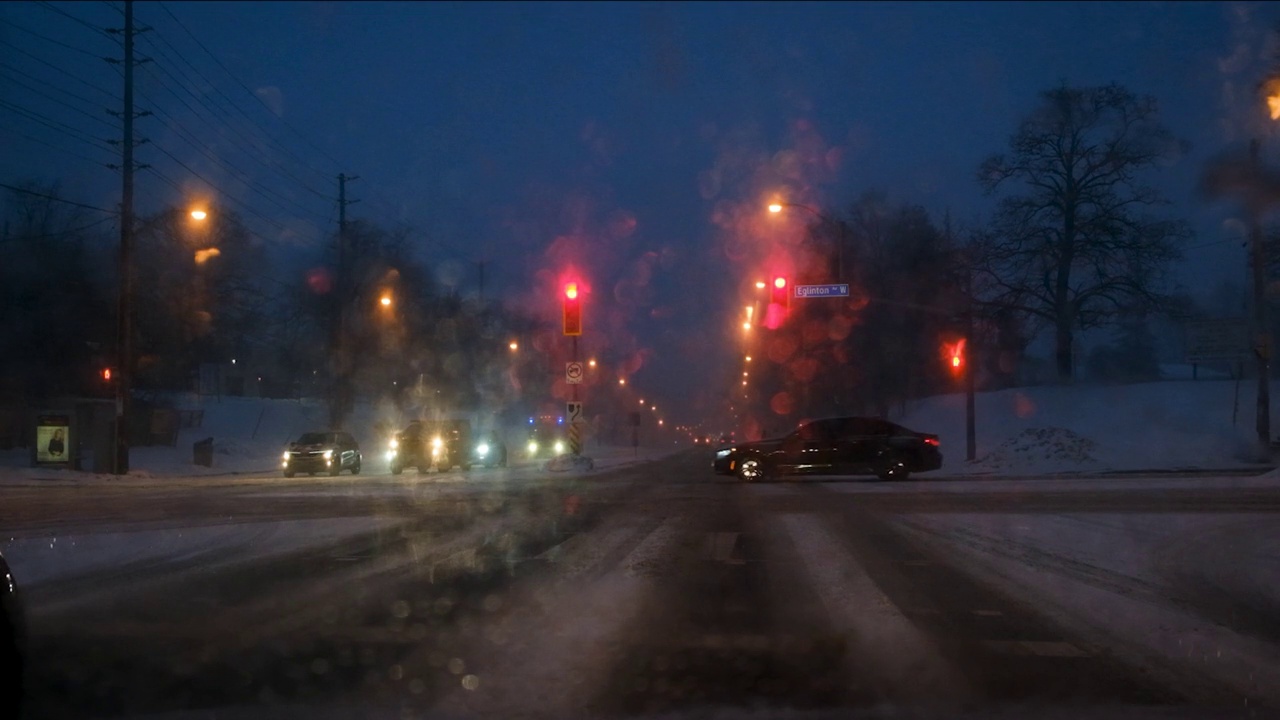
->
3;1;1279;422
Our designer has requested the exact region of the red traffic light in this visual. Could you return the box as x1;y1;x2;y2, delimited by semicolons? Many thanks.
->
946;339;966;376
770;276;790;308
101;367;113;381
563;281;582;336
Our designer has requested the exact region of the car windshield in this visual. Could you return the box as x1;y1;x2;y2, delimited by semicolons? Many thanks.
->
296;432;331;445
4;3;1280;720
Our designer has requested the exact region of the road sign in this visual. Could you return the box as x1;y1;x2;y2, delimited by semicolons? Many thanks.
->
566;401;584;424
794;283;849;298
1185;319;1249;363
566;361;584;384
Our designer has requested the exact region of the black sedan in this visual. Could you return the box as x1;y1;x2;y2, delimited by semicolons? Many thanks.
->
282;431;362;477
713;417;941;481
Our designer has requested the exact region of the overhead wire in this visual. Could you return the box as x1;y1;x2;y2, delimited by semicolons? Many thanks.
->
35;1;119;39
3;127;115;167
0;68;121;131
0;17;114;60
148;143;291;234
6;43;122;103
0;99;115;150
0;216;117;244
134;35;334;201
136;86;331;221
156;1;345;171
0;182;117;214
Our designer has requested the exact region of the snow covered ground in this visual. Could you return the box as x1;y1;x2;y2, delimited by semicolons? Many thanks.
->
892;379;1272;475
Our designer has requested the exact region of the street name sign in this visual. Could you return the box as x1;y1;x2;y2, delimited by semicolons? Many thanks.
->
795;283;850;298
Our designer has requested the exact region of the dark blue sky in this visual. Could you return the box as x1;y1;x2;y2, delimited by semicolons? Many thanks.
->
3;1;1279;421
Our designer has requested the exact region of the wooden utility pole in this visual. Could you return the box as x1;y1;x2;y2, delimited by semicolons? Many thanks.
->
329;173;359;429
112;0;139;474
1249;138;1271;460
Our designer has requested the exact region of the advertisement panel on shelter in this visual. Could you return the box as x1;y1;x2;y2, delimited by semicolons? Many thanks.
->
36;414;71;464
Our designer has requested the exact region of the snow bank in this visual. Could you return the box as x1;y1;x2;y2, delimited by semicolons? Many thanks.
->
893;380;1266;475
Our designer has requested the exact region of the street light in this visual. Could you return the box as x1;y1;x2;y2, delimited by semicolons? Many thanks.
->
190;209;207;221
619;378;626;386
767;201;845;282
379;293;392;307
509;341;519;352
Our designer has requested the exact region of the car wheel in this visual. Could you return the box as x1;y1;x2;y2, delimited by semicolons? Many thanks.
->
876;454;910;481
460;463;471;472
351;461;361;475
737;456;767;482
329;464;340;476
284;471;294;478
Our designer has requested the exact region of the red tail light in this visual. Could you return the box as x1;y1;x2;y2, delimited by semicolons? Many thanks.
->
924;436;939;447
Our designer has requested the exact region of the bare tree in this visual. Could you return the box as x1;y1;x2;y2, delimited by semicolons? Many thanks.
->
975;83;1189;381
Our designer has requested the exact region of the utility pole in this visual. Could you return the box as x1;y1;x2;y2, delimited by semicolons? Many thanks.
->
1249;138;1271;460
109;0;145;475
329;173;358;429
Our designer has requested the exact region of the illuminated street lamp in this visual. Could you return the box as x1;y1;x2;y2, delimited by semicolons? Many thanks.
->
588;358;597;368
190;209;207;221
379;293;392;307
755;280;766;290
767;201;845;282
618;378;626;386
509;341;519;352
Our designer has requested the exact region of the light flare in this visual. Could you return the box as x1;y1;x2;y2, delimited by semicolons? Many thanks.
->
194;247;221;264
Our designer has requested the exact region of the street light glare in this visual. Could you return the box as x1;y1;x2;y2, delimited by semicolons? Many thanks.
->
190;209;207;221
755;280;766;289
509;341;518;351
743;321;752;330
380;294;392;307
767;203;783;213
619;378;626;385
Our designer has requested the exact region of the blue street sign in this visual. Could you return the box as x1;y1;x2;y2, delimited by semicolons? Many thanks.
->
794;283;850;298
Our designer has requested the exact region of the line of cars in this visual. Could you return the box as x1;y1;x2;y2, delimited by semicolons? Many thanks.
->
280;419;526;477
711;416;942;482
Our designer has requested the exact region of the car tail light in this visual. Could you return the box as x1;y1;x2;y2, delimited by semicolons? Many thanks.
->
923;436;939;446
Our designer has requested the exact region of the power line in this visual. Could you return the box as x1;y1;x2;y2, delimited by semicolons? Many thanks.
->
99;0;124;16
0;216;117;244
3;127;115;167
148;143;291;233
134;36;333;200
36;1;118;39
0;182;116;214
0;68;120;131
136;86;330;221
0;99;114;148
156;1;345;171
0;59;116;112
7;43;121;102
0;17;114;59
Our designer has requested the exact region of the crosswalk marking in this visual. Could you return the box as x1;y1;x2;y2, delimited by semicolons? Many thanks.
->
704;531;744;564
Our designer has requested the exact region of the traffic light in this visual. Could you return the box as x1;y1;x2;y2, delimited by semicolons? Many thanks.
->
947;339;966;377
771;276;789;308
101;367;115;382
563;281;582;336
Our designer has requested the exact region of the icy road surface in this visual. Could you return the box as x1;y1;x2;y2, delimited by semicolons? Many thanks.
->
3;452;1277;719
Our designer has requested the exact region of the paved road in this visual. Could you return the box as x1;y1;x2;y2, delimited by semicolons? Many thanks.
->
8;451;1278;719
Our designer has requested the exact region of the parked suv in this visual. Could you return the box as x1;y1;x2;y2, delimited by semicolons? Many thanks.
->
388;419;472;474
713;417;941;481
283;431;362;477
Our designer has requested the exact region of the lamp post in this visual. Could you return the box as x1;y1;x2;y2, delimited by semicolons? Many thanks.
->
768;202;846;283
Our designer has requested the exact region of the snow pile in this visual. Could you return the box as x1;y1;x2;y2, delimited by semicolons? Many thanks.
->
976;427;1099;473
893;380;1265;474
543;454;595;472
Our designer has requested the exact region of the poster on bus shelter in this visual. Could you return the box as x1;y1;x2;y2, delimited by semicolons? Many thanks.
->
36;415;71;464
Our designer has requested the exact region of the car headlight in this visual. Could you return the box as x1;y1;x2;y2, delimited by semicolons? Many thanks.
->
476;443;489;457
282;451;291;461
527;441;538;454
432;437;443;449
554;441;565;454
323;449;333;459
715;448;733;459
385;450;396;462
388;438;398;449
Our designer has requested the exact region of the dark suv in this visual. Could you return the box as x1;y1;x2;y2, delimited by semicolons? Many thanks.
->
389;419;472;474
283;431;362;477
712;417;941;481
